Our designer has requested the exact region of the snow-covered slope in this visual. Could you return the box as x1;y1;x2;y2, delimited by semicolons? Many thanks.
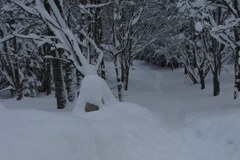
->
0;102;159;160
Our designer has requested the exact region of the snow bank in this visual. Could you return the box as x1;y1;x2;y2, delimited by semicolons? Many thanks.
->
0;110;97;160
0;100;159;160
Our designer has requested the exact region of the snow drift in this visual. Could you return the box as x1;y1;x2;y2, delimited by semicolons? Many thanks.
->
0;101;158;160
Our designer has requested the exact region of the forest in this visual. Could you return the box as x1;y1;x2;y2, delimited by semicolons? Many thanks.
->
0;0;240;160
0;0;239;108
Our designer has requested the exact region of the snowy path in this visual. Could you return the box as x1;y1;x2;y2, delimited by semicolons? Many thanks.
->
126;61;240;126
124;61;240;160
126;61;188;127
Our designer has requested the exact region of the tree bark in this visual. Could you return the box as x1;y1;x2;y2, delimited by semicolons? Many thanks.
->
199;69;205;90
114;56;123;101
213;70;220;96
65;63;75;102
13;37;23;100
45;61;52;95
52;49;67;109
234;46;240;99
233;0;240;99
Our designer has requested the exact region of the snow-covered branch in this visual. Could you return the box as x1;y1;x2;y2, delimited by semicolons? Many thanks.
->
0;35;14;43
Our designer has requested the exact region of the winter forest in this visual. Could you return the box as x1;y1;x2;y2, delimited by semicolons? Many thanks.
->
0;0;240;160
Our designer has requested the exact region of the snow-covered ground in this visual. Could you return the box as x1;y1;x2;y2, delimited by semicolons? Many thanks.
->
1;60;240;160
125;61;240;160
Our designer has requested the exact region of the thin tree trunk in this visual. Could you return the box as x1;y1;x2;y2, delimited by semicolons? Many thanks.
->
233;0;240;99
52;49;67;109
65;63;75;102
112;9;123;101
213;70;220;96
114;56;122;101
124;67;130;91
234;47;240;99
100;59;106;79
184;66;188;74
13;37;23;100
44;45;52;95
46;61;52;95
212;50;220;96
199;69;205;90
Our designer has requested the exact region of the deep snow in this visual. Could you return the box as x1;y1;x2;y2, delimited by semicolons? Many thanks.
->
1;60;240;160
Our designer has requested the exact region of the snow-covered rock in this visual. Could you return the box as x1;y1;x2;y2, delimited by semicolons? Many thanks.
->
74;75;118;112
195;21;204;32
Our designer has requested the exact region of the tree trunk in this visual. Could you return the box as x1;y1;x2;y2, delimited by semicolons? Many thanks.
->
52;49;67;109
100;59;106;79
44;45;52;95
234;46;240;99
184;66;188;74
124;69;129;91
211;31;223;96
199;69;205;90
65;63;75;102
45;61;52;95
212;49;220;96
233;0;240;99
14;66;22;100
114;56;123;101
13;38;23;100
212;54;221;96
213;70;220;96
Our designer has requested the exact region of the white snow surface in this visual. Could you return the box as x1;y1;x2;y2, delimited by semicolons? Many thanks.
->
1;60;240;160
0;102;6;110
0;101;158;160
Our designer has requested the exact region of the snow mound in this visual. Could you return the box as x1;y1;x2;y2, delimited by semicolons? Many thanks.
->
0;110;97;160
74;75;118;112
0;101;159;160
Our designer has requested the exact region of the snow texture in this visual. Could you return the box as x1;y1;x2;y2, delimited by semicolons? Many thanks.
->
0;100;157;160
0;102;6;110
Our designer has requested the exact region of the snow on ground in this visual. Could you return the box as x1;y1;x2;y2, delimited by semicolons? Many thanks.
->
125;61;240;160
1;60;240;160
126;61;240;125
0;100;159;160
